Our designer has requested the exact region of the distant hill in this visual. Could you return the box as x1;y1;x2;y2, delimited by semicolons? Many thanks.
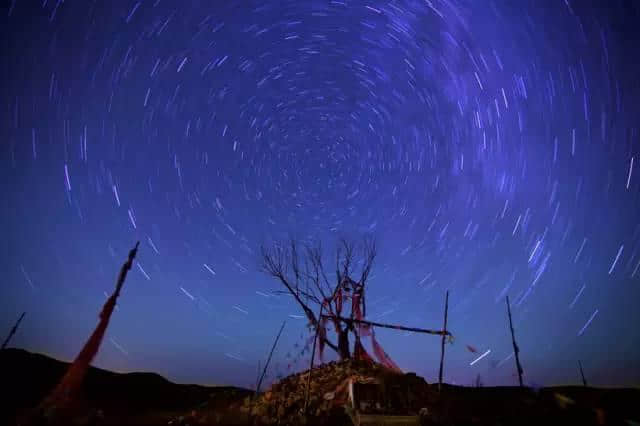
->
0;348;251;425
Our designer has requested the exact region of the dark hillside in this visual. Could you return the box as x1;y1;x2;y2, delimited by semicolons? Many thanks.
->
0;348;251;425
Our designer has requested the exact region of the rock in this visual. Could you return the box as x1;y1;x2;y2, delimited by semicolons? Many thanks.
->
239;359;432;425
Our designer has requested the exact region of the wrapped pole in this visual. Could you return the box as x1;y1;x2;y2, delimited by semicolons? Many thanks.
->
438;290;449;392
1;311;26;350
40;242;139;414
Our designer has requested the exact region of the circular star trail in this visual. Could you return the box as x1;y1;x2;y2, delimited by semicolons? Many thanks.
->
1;0;639;388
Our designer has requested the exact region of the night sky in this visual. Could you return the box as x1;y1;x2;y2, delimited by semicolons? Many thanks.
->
1;0;639;390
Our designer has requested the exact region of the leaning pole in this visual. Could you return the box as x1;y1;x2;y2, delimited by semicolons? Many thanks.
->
506;296;524;387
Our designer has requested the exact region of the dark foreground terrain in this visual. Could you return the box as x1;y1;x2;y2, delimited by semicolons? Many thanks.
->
1;348;639;426
0;348;251;425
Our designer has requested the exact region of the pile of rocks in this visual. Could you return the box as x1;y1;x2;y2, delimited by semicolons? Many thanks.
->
241;359;433;425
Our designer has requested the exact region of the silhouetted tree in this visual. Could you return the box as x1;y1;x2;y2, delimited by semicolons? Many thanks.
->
261;237;376;361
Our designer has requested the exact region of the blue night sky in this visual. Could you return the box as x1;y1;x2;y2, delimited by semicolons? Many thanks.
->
1;0;639;390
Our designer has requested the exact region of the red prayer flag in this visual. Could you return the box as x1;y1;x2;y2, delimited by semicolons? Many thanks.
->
371;329;402;373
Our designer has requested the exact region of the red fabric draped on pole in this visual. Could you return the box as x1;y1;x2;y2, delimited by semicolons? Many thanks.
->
47;294;117;403
352;284;399;371
371;329;402;373
314;279;402;371
317;315;328;363
352;292;361;319
353;337;374;363
351;290;371;337
41;242;139;410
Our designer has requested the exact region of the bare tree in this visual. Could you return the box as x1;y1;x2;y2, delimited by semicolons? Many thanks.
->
260;237;376;361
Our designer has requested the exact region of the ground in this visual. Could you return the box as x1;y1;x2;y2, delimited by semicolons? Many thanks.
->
2;349;639;426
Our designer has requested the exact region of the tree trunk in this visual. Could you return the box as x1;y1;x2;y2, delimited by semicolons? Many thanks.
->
337;330;351;360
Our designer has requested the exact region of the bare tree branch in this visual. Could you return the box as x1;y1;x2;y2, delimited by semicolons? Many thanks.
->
290;239;301;293
261;244;315;322
362;237;376;281
260;236;377;360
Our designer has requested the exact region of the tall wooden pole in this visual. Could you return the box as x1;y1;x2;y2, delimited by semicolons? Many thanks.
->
438;291;449;392
578;360;588;387
506;296;524;387
255;320;286;397
304;305;324;418
320;315;451;336
1;311;26;350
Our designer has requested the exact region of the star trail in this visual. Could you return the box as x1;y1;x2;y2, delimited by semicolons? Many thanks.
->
1;0;639;389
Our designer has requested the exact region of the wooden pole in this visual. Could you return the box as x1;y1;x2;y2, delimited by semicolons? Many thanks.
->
255;320;286;397
578;360;588;387
247;360;261;426
1;311;26;350
255;360;261;391
506;296;524;387
321;315;451;336
304;305;324;419
438;291;449;392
